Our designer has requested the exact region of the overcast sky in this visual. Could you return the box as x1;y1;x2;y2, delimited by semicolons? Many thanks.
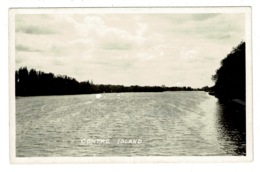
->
15;13;245;88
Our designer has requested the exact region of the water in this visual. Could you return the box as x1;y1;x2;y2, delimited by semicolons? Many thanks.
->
16;91;246;157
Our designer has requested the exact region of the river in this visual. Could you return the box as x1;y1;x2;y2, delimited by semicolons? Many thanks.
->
16;91;246;157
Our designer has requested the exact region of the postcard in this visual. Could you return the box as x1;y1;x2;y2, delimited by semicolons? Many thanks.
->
9;7;252;163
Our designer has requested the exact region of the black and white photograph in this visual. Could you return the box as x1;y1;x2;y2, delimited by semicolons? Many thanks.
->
9;8;252;163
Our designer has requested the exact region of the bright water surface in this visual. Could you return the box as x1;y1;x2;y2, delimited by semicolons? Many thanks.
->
16;91;246;156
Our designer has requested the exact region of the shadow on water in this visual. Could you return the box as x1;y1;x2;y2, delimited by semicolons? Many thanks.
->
215;99;246;156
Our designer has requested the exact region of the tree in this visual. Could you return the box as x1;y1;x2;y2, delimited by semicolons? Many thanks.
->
212;41;245;101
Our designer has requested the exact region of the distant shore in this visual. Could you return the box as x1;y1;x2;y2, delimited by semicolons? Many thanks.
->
15;89;206;98
15;67;206;97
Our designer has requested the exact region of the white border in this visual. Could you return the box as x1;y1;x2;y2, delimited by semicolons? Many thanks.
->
9;7;252;164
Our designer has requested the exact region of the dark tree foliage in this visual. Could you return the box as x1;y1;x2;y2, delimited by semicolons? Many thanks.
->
201;86;211;92
15;67;201;97
16;67;93;96
212;42;246;101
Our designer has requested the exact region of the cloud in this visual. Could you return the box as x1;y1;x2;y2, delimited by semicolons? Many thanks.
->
166;13;244;43
16;25;56;35
101;42;132;50
15;44;41;52
207;34;231;40
14;13;245;88
191;14;219;21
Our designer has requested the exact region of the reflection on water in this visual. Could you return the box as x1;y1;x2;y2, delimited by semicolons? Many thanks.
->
16;91;246;157
215;100;246;155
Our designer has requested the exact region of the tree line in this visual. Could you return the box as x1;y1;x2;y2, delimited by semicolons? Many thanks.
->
15;67;201;97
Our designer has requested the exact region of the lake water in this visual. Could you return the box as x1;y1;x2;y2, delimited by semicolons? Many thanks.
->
16;91;246;157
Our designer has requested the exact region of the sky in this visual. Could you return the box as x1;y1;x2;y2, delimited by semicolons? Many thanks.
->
15;13;245;88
